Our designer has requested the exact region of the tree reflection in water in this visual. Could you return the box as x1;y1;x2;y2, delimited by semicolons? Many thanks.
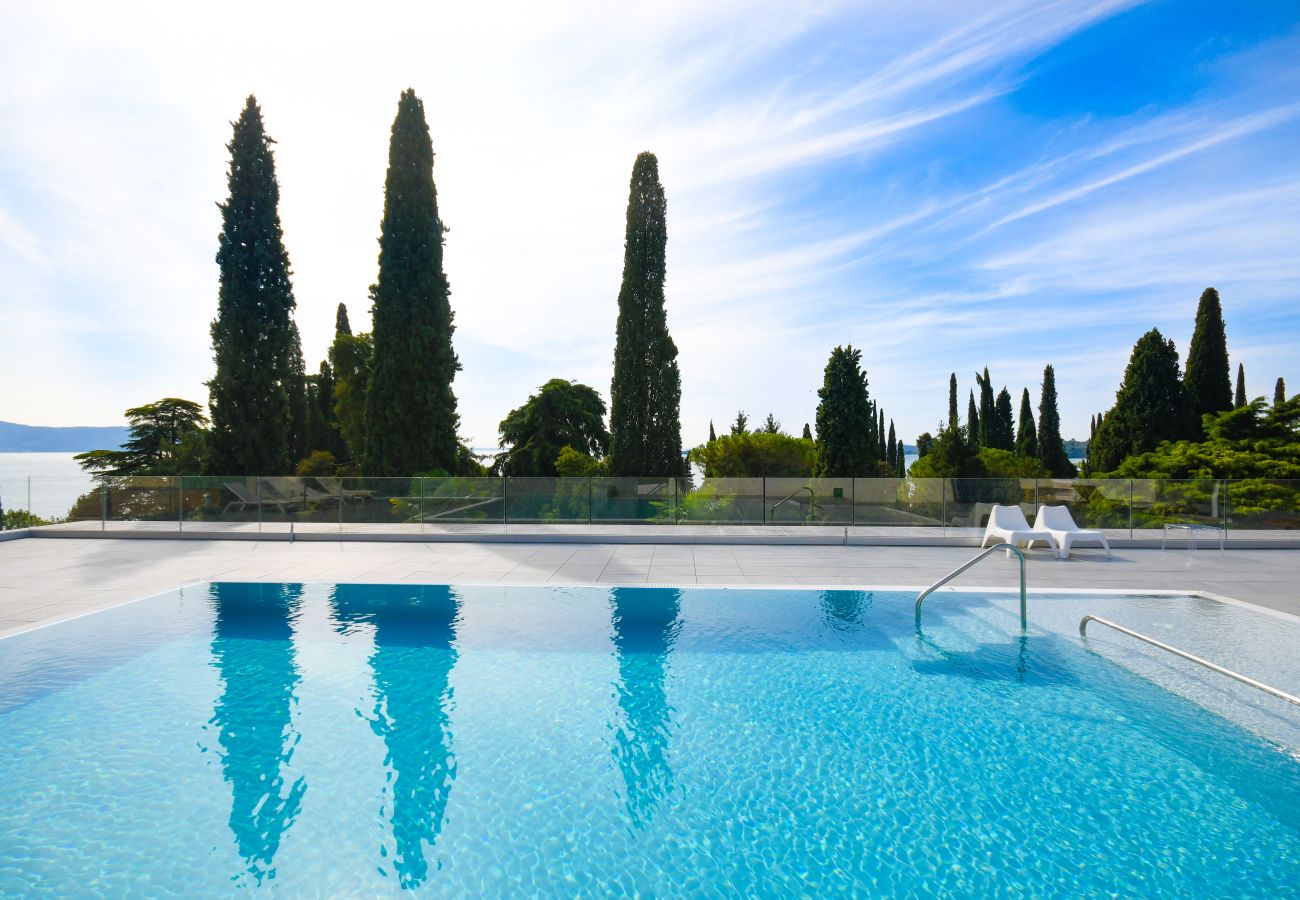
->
609;587;682;826
330;584;460;889
207;582;307;885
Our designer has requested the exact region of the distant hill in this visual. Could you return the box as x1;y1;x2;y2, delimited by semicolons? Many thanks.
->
0;421;129;452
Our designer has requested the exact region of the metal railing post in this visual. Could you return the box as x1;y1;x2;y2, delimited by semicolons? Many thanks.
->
257;479;263;534
503;477;509;527
101;482;107;531
178;476;184;532
941;479;947;537
1128;480;1133;538
762;476;767;525
587;476;592;525
420;477;426;535
1222;479;1229;536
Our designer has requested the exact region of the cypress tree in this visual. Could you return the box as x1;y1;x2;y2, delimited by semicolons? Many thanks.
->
896;440;905;477
708;420;716;442
1276;377;1287;405
993;387;1014;450
207;95;297;475
1037;364;1076;477
813;345;873;477
886;420;897;471
1089;331;1190;472
967;390;980;449
1235;363;1247;408
365;89;460;476
609;152;682;476
287;322;308;464
1184;287;1232;437
976;368;994;447
802;423;812;441
1016;388;1037;457
335;302;352;337
947;374;958;431
730;411;748;435
878;409;887;462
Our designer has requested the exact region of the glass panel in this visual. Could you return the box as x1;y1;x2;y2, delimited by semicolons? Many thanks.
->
339;478;420;533
1225;479;1300;536
591;477;674;524
0;477;35;529
104;476;179;531
29;477;102;528
421;477;504;525
502;478;590;523
855;478;945;529
1130;479;1222;540
678;477;763;525
943;478;1035;532
1034;479;1131;533
762;477;853;525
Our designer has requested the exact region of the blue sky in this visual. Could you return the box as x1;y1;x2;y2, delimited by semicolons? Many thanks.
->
1;0;1298;449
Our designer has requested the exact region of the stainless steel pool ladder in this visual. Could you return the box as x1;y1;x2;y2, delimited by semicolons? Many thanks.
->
1079;616;1300;707
915;543;1027;630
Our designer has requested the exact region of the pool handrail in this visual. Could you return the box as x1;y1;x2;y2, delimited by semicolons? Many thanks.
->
915;543;1027;631
1079;615;1300;707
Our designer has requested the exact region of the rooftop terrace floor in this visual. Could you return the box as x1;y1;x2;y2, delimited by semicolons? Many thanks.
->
1;537;1297;637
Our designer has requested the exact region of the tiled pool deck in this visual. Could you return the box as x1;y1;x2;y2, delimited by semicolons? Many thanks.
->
2;537;1298;636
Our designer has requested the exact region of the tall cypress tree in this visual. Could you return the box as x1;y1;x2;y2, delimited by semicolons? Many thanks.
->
365;90;460;476
947;373;959;431
878;409;887;461
708;420;716;442
609;152;682;476
976;368;994;447
813;345;872;476
1089;331;1189;472
1184;287;1232;437
335;302;352;337
287;322;308;464
802;423;812;441
886;420;897;470
1037;364;1076;477
1016;388;1037;458
207;95;297;475
1276;377;1287;405
993;387;1014;450
896;440;905;477
967;390;980;449
1235;363;1247;408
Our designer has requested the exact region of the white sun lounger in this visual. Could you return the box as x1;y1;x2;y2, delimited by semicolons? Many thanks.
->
981;504;1060;557
1028;505;1111;559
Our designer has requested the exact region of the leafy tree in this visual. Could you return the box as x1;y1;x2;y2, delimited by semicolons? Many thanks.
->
878;409;886;461
978;447;1048;478
608;151;682;477
365;89;460;476
1036;363;1077;477
296;450;337;477
1089;332;1189;472
207;96;297;475
730;411;749;435
309;361;340;454
1276;377;1287;405
802;423;812;440
1235;363;1247;408
916;431;935;458
708;420;716;442
495;379;610;477
1184;287;1232;437
76;398;208;476
908;426;987;478
813;345;873;477
330;332;373;463
554;446;609;477
690;432;816;477
947;373;959;431
760;413;781;434
1016;388;1038;458
335;302;351;337
992;387;1015;450
896;440;906;477
886;420;897;470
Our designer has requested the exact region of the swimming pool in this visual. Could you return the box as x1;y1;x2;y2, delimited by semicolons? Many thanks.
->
1;582;1297;895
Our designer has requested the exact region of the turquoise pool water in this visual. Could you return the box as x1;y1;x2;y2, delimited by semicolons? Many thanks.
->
0;583;1297;896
